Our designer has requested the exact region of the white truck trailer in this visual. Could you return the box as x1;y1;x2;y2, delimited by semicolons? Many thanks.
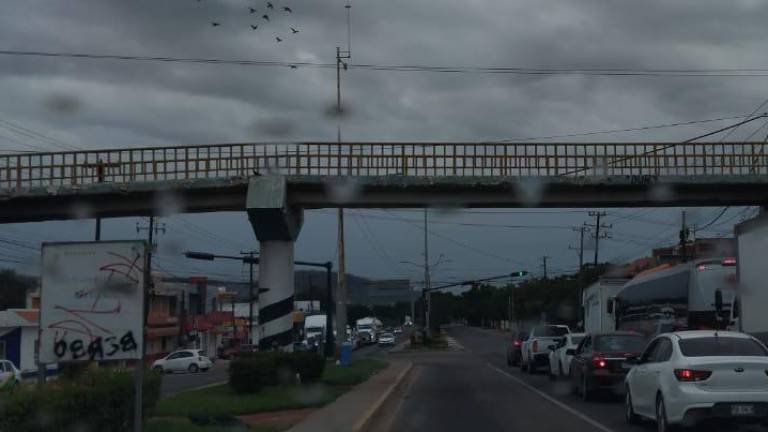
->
582;278;628;334
733;214;768;344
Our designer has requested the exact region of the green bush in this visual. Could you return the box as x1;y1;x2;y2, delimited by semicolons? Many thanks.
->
228;351;325;393
290;351;325;383
0;368;161;432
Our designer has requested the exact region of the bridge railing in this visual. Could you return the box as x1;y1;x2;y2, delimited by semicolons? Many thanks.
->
1;142;766;190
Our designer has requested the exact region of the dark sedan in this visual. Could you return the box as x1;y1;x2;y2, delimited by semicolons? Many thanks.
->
506;329;529;367
568;331;645;400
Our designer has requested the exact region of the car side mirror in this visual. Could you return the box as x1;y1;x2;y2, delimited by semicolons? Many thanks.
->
566;348;576;356
715;290;723;313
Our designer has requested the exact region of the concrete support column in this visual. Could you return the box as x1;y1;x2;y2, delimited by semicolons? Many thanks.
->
258;240;295;350
247;176;303;352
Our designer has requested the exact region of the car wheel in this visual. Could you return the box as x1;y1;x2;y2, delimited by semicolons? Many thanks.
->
656;394;673;432
625;387;639;425
527;357;536;374
152;366;164;374
188;363;199;373
569;372;579;395
580;374;591;401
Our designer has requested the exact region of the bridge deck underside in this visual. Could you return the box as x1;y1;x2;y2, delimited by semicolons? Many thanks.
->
1;175;766;223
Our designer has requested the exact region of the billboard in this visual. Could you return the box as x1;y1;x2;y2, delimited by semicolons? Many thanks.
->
40;241;147;363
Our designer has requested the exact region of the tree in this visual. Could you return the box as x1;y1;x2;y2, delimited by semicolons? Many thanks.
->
0;269;36;310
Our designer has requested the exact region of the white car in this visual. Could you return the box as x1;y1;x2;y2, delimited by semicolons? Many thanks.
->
548;332;586;379
0;359;21;392
378;332;396;346
152;349;212;374
625;330;768;431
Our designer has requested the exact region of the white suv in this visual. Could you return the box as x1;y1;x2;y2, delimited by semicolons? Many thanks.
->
152;349;212;374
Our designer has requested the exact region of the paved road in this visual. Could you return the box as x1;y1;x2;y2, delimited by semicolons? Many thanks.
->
160;359;229;397
354;328;412;358
381;325;763;432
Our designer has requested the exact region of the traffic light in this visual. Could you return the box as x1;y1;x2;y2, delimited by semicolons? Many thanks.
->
510;271;528;277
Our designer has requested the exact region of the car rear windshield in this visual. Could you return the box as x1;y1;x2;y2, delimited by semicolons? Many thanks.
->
596;335;645;352
679;337;768;357
381;333;393;338
535;326;569;337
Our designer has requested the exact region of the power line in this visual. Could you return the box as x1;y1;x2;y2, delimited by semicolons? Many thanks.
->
696;207;730;231
489;115;755;143
7;49;768;77
348;212;576;229
380;210;531;267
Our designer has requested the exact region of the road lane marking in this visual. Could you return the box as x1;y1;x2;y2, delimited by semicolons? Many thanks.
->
488;364;615;432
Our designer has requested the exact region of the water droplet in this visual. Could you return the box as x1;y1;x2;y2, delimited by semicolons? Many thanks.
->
45;93;82;116
325;177;361;204
154;189;184;217
70;202;93;220
514;178;545;207
649;183;674;202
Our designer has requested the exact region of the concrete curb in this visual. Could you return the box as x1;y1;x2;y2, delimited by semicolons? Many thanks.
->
351;362;414;432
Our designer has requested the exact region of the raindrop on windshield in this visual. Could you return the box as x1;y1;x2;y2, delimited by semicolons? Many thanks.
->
514;178;545;207
325;177;362;204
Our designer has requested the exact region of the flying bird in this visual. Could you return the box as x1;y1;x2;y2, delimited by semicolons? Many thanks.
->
282;6;292;13
290;27;299;34
290;65;298;69
211;22;221;27
267;2;274;9
262;14;270;21
275;37;282;42
249;7;256;13
250;24;258;30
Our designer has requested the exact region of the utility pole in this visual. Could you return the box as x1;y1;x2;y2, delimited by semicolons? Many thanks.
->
542;256;549;279
242;250;257;345
569;226;586;270
334;4;352;353
586;211;611;267
680;210;690;262
423;209;431;332
133;215;159;432
335;208;347;353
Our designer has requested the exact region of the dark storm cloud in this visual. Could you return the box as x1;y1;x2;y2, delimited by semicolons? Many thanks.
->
1;1;766;278
2;0;768;148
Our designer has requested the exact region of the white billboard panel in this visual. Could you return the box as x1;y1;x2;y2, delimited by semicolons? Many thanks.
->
40;241;146;363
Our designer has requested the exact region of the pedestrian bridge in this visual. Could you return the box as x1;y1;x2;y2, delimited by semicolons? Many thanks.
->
1;141;768;222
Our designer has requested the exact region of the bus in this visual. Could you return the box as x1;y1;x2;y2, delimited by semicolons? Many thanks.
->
613;258;736;338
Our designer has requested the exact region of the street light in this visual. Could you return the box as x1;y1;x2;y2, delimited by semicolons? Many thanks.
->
185;251;335;356
185;251;261;345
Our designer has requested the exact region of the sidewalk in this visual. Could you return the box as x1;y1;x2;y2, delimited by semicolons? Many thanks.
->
287;361;413;432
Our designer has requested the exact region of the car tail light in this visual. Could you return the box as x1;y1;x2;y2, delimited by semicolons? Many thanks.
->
592;356;607;369
513;340;522;347
533;341;539;353
674;369;712;382
722;257;736;266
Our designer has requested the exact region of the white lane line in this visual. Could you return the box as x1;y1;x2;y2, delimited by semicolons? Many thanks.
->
488;364;615;432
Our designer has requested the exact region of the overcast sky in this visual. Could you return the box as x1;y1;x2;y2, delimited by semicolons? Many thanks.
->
0;0;765;283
